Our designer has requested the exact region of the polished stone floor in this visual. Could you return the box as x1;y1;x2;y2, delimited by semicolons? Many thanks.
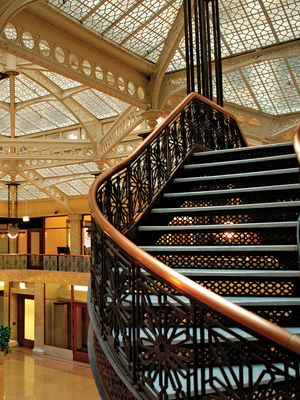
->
3;348;100;400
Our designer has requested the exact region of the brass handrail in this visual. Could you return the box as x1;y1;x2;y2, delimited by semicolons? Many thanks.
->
90;93;300;355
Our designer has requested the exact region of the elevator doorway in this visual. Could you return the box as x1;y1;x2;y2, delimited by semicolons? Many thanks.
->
18;294;34;348
73;302;89;363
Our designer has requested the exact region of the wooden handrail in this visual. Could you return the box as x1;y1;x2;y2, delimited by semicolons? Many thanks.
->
95;92;247;184
293;123;300;165
89;93;300;355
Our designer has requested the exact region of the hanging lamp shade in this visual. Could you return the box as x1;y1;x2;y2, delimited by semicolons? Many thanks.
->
6;182;20;239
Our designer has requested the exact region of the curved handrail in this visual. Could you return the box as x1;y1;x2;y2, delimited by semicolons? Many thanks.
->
90;185;300;356
94;92;247;189
293;123;300;165
90;93;300;356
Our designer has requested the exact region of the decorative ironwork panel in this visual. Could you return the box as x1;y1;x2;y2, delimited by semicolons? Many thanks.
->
154;230;296;246
90;95;299;399
95;97;246;233
155;253;298;271
90;222;300;399
169;210;300;225
93;332;135;400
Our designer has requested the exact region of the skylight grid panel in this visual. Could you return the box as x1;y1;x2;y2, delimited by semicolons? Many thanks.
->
125;28;163;56
51;166;72;176
81;162;99;171
114;15;140;36
263;0;299;41
85;16;111;33
38;102;77;126
18;106;58;131
146;45;163;63
84;2;122;32
38;169;57;178
56;182;80;196
288;57;300;86
15;113;42;135
103;25;126;43
223;71;258;111
142;0;164;14
16;75;49;100
0;188;7;198
73;91;119;119
69;179;91;193
0;112;10;136
49;0;101;21
43;72;82;90
19;187;47;200
0;80;10;102
93;91;128;113
67;164;89;174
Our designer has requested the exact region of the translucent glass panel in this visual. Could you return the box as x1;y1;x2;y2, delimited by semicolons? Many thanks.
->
167;0;300;72
73;89;128;119
0;79;10;102
15;101;78;136
38;162;98;178
15;75;49;102
18;186;48;200
56;177;95;196
0;110;10;136
43;71;82;90
49;0;182;62
222;57;300;115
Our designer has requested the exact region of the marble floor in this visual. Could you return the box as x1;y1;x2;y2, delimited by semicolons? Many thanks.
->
2;348;100;400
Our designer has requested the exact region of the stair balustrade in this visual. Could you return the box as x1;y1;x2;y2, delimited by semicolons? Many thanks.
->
89;93;300;400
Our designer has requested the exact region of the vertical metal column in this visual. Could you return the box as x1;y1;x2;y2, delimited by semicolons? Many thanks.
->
183;0;223;106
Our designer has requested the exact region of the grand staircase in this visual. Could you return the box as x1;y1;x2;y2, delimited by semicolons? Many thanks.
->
88;93;300;400
135;142;300;329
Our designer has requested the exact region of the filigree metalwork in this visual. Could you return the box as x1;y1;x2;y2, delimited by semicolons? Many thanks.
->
96;96;245;233
91;222;300;399
90;95;300;399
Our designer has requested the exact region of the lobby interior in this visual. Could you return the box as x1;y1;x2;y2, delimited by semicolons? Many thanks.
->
0;0;299;399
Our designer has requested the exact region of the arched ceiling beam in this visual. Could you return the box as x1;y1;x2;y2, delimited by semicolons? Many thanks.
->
19;169;72;212
151;4;185;109
0;0;43;31
0;5;152;108
21;69;100;144
97;105;144;160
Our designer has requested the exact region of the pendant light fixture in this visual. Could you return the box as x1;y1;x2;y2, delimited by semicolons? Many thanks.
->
6;182;20;239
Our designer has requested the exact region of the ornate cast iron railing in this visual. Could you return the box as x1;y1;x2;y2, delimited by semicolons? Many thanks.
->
95;93;246;234
89;93;300;399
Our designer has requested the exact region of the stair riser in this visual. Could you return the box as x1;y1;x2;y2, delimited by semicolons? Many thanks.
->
148;209;300;226
137;229;297;247
161;190;300;208
182;158;298;178
191;144;294;163
173;171;299;191
181;278;300;298
154;253;299;271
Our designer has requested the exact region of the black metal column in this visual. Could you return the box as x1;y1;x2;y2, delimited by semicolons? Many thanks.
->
183;0;223;106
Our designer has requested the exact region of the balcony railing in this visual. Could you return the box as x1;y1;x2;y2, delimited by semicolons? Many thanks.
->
0;253;91;273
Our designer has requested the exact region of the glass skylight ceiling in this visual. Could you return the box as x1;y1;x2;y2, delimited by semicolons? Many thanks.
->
0;1;299;203
223;56;300;115
48;0;182;62
0;67;130;137
168;0;300;71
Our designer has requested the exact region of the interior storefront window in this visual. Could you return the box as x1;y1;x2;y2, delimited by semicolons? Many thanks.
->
45;216;70;255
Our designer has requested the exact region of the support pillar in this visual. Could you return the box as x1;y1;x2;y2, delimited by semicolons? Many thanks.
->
32;282;44;355
68;214;82;255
